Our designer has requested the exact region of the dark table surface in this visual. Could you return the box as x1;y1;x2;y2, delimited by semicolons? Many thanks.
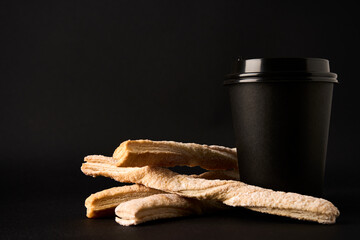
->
1;182;359;240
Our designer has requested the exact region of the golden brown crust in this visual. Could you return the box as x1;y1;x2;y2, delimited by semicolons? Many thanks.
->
81;160;340;224
112;140;238;170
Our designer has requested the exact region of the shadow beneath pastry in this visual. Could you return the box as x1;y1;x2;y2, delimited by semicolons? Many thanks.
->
123;208;311;227
324;186;360;225
169;166;206;175
206;208;307;224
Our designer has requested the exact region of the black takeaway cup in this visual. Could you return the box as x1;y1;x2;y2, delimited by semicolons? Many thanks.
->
224;58;338;196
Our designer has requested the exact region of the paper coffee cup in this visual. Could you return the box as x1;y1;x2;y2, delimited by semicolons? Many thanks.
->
224;58;338;196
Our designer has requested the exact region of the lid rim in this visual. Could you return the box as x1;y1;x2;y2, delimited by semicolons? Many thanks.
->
225;57;338;84
224;78;339;85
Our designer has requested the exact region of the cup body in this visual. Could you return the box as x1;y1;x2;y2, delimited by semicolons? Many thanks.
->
225;58;337;196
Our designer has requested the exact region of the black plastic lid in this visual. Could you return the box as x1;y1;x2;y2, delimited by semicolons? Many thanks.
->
224;58;338;84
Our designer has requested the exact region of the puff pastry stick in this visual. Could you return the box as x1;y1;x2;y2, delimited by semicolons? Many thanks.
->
85;184;163;218
115;193;227;226
110;139;238;170
81;161;340;224
85;166;239;218
85;155;240;179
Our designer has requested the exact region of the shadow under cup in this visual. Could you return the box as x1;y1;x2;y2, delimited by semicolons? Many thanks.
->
224;58;338;197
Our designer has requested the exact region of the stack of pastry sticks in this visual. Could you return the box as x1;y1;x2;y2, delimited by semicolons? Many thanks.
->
81;139;340;226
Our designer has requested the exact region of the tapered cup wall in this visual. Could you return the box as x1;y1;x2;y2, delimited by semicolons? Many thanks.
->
225;58;337;197
228;82;334;196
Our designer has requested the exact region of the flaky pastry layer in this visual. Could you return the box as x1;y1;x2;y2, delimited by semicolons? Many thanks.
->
111;139;238;170
85;162;239;219
85;184;163;218
115;193;227;226
81;159;340;224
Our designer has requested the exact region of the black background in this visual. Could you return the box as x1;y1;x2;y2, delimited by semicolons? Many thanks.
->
1;0;359;239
